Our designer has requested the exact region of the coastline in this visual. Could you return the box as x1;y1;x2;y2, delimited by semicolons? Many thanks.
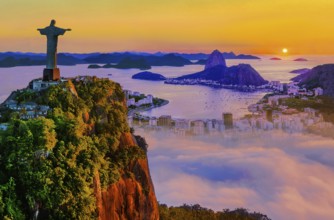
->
164;80;270;92
128;99;169;116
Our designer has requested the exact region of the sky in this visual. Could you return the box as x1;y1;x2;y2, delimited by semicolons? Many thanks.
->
0;0;334;54
141;129;334;220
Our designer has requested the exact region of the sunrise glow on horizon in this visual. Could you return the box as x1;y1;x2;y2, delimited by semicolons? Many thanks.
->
1;0;334;54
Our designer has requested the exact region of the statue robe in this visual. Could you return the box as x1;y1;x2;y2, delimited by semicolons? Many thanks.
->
39;26;66;69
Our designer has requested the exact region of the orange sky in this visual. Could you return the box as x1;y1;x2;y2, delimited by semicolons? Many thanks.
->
0;0;333;54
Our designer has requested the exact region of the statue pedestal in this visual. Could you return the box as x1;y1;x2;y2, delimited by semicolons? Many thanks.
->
43;68;60;81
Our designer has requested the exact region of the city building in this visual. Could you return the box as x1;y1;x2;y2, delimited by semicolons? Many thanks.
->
269;81;284;91
133;91;141;97
287;83;300;96
174;119;190;129
266;109;273;122
125;90;154;107
298;88;307;96
30;78;67;91
192;120;205;135
234;119;247;131
5;100;18;110
127;98;136;107
158;115;172;127
20;111;36;120
149;117;158;126
22;102;38;110
123;90;133;99
268;95;290;106
223;113;233;129
314;87;324;96
38;105;50;115
146;94;153;103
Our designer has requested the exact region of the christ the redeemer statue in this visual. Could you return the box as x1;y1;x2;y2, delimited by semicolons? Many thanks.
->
37;19;71;81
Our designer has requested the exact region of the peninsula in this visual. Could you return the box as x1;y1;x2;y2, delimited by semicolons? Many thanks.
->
165;50;268;90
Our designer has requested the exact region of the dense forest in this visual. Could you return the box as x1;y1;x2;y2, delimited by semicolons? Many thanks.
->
159;204;271;220
0;76;146;219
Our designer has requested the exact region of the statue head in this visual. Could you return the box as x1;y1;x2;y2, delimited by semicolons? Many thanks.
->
50;19;56;26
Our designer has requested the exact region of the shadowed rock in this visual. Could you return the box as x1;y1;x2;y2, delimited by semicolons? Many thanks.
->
204;49;226;70
132;71;166;81
298;64;334;98
173;50;268;86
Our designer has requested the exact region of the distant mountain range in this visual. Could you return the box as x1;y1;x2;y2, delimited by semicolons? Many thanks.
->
0;53;83;67
170;52;260;60
0;51;260;68
88;57;151;70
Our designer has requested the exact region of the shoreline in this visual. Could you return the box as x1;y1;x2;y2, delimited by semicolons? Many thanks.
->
128;99;169;116
164;81;271;92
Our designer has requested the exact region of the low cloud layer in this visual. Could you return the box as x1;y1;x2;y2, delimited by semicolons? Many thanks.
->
138;129;334;220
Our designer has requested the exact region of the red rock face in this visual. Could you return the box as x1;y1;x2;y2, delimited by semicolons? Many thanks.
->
119;132;137;146
94;133;159;220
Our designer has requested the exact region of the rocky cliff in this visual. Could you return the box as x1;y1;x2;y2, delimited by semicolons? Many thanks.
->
204;49;226;70
0;76;159;219
95;133;159;220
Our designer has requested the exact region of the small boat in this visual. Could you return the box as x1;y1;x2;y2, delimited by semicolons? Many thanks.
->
107;73;112;76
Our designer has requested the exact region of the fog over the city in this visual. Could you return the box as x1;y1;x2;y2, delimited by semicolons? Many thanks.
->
138;129;334;220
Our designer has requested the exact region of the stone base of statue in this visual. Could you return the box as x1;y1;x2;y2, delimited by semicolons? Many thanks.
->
43;68;60;81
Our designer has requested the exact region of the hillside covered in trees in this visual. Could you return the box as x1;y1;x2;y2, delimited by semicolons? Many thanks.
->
0;76;159;219
159;204;271;220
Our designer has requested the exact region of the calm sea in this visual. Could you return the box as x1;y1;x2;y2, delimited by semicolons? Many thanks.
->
0;55;332;119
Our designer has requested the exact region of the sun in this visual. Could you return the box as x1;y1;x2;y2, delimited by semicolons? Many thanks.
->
282;48;288;54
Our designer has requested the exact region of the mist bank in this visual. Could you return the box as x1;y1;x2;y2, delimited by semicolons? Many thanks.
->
138;129;334;220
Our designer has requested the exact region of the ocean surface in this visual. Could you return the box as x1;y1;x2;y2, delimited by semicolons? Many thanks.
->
0;55;332;119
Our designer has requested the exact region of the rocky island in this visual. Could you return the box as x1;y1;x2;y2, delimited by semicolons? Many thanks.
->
132;71;167;81
165;50;268;90
294;58;308;61
88;64;102;69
